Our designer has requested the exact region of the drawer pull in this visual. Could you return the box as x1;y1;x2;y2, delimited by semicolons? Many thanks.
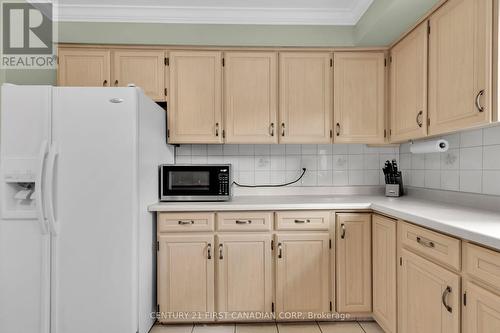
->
294;219;310;224
416;236;435;248
442;286;452;313
207;243;212;260
278;242;283;259
340;223;346;239
219;244;224;260
235;220;252;224
178;220;195;225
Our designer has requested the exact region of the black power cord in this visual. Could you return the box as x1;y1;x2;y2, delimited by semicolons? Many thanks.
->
233;168;307;188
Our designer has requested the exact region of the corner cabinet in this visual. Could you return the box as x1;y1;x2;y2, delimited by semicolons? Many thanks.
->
223;52;278;144
336;213;372;313
157;234;215;322
390;23;428;142
57;48;111;87
372;215;397;333
428;0;493;135
279;52;333;144
167;51;223;144
333;52;386;144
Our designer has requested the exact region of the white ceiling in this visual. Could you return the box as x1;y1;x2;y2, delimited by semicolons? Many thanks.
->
54;0;374;25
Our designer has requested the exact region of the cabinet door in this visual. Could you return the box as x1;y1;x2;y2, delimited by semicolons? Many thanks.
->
279;52;332;144
334;52;386;144
113;50;165;101
275;233;330;315
224;52;278;144
336;213;372;313
390;23;428;142
157;234;214;322
372;215;397;333
216;234;273;316
168;51;222;143
463;281;500;333
399;249;460;333
428;0;492;135
58;48;110;87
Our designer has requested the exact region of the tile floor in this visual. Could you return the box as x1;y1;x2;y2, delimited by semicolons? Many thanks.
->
150;321;385;333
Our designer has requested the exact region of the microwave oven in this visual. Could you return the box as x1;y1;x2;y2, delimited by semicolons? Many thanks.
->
159;164;231;201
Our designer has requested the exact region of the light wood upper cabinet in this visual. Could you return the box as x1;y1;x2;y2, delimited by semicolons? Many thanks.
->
275;233;330;315
168;51;223;144
112;50;165;101
336;213;372;313
157;234;214;322
428;0;493;135
216;234;273;316
58;48;111;87
399;248;460;333
279;52;333;144
463;281;500;333
390;23;428;142
372;215;397;333
334;52;386;144
224;52;278;144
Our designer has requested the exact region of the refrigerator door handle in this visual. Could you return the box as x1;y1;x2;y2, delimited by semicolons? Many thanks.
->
35;140;49;234
47;143;59;235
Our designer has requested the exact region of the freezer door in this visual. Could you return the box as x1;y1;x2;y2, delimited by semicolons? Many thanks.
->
0;85;52;333
51;87;139;333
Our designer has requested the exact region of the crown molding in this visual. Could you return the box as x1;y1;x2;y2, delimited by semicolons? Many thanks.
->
54;1;374;26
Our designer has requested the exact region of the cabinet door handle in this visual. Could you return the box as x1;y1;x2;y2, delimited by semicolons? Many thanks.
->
475;90;485;112
178;220;194;225
281;123;285;137
103;80;108;87
215;123;220;137
340;223;346;239
269;123;275;137
442;286;452;313
278;242;282;259
114;79;119;87
235;220;252;224
219;244;224;260
416;236;435;248
207;243;212;260
416;110;423;127
336;123;341;136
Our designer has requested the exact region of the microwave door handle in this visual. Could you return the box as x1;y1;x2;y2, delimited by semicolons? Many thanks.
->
46;143;59;235
35;140;49;234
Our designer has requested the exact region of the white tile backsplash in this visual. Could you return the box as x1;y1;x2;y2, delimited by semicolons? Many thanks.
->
400;123;500;196
174;144;397;187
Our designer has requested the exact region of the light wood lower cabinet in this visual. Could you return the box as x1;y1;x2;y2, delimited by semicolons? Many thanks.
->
216;234;273;317
157;234;215;322
372;215;397;333
275;233;330;316
399;248;460;333
336;213;372;313
463;280;500;333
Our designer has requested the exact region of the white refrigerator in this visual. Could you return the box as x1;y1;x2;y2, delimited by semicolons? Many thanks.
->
0;85;174;333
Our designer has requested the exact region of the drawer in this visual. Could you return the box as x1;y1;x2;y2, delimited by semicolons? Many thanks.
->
157;212;214;232
275;211;330;231
464;242;500;292
217;211;273;231
399;221;461;270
